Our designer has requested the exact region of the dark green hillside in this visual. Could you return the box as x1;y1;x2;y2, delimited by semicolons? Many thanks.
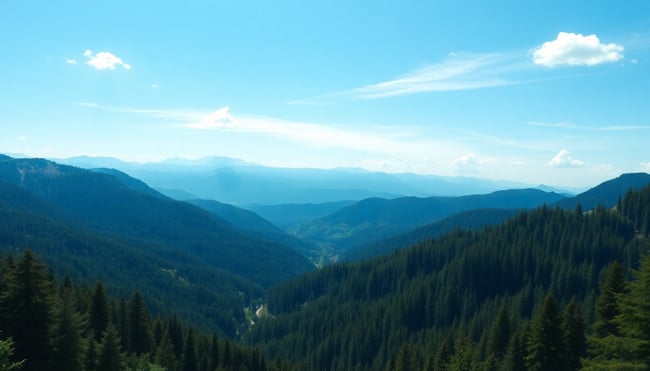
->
247;200;356;228
0;252;297;371
556;172;650;210
245;186;650;370
91;167;167;199
289;188;566;256
187;199;283;235
0;156;314;288
344;208;521;261
0;182;261;335
188;198;320;260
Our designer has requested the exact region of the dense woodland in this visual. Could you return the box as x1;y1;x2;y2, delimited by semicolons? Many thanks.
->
0;251;300;371
1;155;650;370
245;185;650;370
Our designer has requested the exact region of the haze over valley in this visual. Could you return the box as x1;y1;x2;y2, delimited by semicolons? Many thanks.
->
1;1;650;370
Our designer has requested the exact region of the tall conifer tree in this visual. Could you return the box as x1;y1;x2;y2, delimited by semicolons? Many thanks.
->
525;294;565;371
0;250;54;371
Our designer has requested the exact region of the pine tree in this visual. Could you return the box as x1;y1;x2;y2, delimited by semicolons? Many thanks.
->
156;330;178;371
89;282;111;342
0;250;55;371
0;337;25;371
434;335;454;370
525;294;565;371
446;337;478;371
562;298;586;371
617;255;650;366
118;298;130;353
50;286;85;371
84;339;98;371
127;291;153;355
487;305;511;361
393;343;413;371
182;329;198;371
501;324;528;371
97;324;124;371
593;261;626;338
209;333;220;371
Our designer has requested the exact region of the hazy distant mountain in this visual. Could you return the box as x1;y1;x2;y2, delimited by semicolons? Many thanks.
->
556;172;650;210
288;188;567;260
187;198;283;235
246;201;357;228
188;198;320;260
91;167;167;199
57;156;538;204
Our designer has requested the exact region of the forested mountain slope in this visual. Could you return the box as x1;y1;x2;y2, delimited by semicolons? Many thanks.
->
0;156;314;288
188;198;318;259
288;188;566;257
344;208;521;261
343;172;650;262
245;186;650;370
0;251;299;371
0;181;262;334
556;172;650;210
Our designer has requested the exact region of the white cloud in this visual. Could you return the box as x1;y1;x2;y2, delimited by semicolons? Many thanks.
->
532;32;624;67
350;53;514;99
529;121;650;131
641;162;650;172
631;59;638;64
84;49;131;70
453;153;485;167
548;150;584;167
66;58;77;64
186;107;236;129
152;83;158;89
452;153;489;174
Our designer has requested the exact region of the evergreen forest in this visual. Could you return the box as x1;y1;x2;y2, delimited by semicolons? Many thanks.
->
1;159;650;370
244;185;650;370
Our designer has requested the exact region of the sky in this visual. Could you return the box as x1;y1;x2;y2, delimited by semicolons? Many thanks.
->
1;0;649;188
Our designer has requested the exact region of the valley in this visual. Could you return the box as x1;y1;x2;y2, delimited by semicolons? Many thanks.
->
2;153;650;370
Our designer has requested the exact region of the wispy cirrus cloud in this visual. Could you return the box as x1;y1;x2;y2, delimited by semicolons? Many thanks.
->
345;53;516;100
290;52;523;104
78;102;465;163
529;121;650;131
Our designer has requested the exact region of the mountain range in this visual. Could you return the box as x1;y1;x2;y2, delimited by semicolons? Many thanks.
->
55;155;569;205
0;155;314;334
2;153;650;340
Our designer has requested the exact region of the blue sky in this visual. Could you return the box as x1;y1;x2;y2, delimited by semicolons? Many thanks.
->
1;0;649;188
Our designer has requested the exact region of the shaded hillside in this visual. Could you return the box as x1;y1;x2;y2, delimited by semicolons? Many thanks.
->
556;172;650;210
0;251;296;371
245;187;650;370
0;156;314;288
247;201;356;228
91;167;168;199
0;182;260;335
288;189;566;256
187;199;283;235
188;198;319;260
344;208;521;261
